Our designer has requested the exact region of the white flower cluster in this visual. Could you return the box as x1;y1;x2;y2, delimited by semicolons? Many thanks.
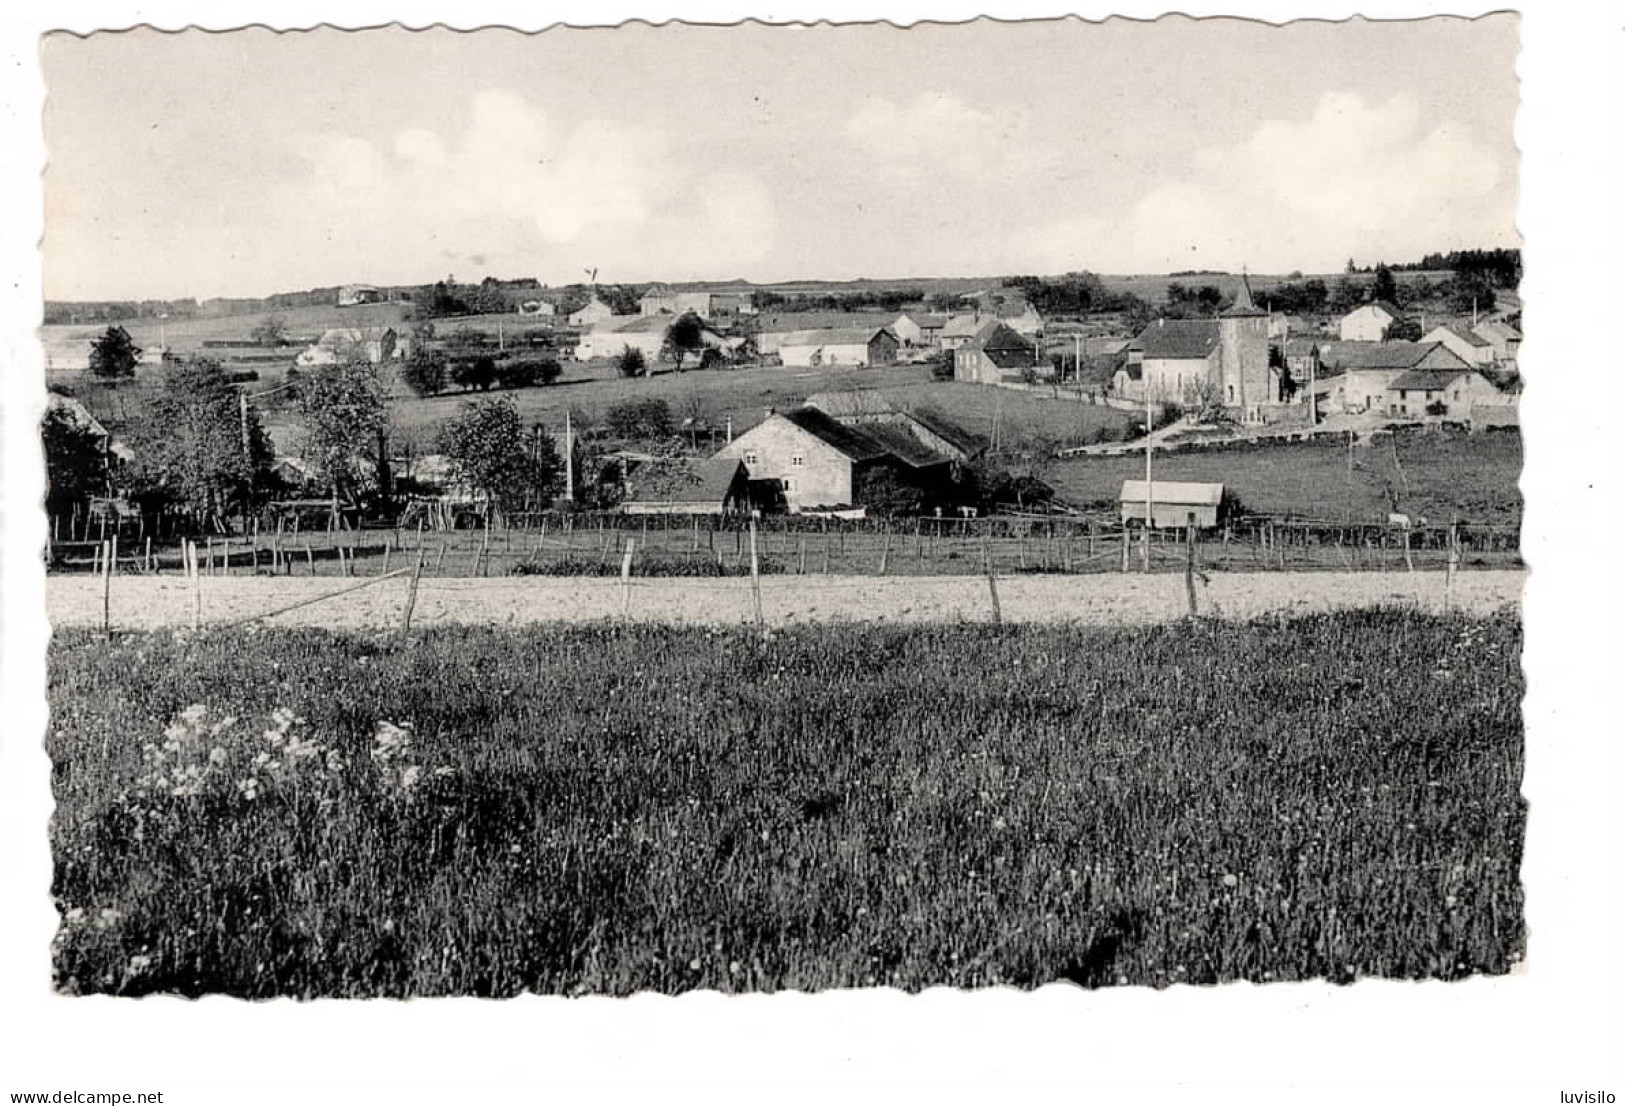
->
370;720;453;797
133;704;238;799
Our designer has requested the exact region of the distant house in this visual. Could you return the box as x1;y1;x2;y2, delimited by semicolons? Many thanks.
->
517;299;557;317
939;313;989;351
574;315;723;362
953;321;1037;384
1386;368;1501;420
1422;324;1496;368
1119;480;1224;529
891;312;948;348
755;312;898;355
713;406;955;514
1268;313;1305;340
1282;338;1321;385
776;327;899;369
1115;282;1284;416
296;326;399;366
620;457;749;516
1472;319;1522;367
1316;340;1472;413
1119;319;1220;403
337;284;385;307
1338;301;1404;342
639;288;755;318
568;296;616;327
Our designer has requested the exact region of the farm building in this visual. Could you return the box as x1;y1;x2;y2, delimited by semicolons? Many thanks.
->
891;312;947;347
1422;323;1496;368
296;326;399;366
568;296;617;327
573;315;724;362
1386;368;1501;420
639;288;756;318
802;391;984;463
1316;341;1472;413
337;284;386;307
620;457;749;516
776;327;899;369
1338;301;1404;342
1117;282;1282;417
1472;319;1522;367
754;312;897;355
953;321;1037;384
713;406;955;514
1119;480;1224;529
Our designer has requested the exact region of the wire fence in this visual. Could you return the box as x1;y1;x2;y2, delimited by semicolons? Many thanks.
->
50;510;1523;581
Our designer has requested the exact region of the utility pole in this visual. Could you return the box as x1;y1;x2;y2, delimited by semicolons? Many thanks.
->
1143;382;1153;572
1073;333;1082;388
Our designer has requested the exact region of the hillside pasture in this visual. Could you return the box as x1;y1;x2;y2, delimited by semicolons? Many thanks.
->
1048;428;1523;525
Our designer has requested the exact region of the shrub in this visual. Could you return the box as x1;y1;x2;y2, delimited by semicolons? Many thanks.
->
617;346;648;379
450;356;498;392
401;353;449;398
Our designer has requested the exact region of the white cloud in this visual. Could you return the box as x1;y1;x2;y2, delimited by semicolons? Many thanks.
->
1026;92;1515;274
285;89;776;283
845;93;1007;179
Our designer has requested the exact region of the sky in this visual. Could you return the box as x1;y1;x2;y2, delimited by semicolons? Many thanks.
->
41;15;1520;301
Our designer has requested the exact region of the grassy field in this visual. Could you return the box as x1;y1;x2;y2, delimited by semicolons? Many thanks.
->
1049;428;1524;525
252;363;1135;455
49;610;1524;997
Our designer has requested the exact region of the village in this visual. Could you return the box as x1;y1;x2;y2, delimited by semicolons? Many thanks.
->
41;256;1523;568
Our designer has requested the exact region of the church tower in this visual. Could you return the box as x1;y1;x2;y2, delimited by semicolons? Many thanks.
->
1218;273;1271;419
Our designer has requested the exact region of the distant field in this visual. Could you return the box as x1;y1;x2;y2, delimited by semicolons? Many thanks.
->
1048;428;1524;525
256;363;1134;455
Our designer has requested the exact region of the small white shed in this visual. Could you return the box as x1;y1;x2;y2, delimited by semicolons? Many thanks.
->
1119;480;1224;529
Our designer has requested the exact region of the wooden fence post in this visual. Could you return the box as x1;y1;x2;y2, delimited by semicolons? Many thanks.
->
1184;511;1198;618
748;518;765;636
878;524;892;575
621;538;636;621
101;538;114;638
381;538;392;577
986;567;1003;626
189;540;203;630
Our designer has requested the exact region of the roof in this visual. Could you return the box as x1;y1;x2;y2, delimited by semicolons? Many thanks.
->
1283;338;1321;357
1390;368;1477;391
1128;319;1221;360
965;321;1033;353
803;391;897;418
897;313;948;330
850;420;950;469
775;326;894;348
1347;300;1403;321
940;314;989;339
1318;340;1447;371
46;393;109;438
754;311;898;334
317;326;394;346
902;408;985;457
778;408;891;462
1473;319;1521;340
1119;480;1224;506
1427;323;1492;348
1220;276;1265;317
623;457;744;505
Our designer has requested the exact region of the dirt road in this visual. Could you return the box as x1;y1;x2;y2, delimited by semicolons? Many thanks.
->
46;570;1525;631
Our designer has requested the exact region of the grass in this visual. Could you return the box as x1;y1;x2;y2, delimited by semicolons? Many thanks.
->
1048;427;1524;525
49;610;1524;997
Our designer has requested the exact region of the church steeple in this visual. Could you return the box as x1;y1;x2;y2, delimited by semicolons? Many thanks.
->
1222;269;1265;317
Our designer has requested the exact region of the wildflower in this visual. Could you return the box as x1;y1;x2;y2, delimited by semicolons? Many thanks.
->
1444;895;1458;909
399;765;422;792
372;720;413;763
208;747;228;766
94;908;122;930
64;907;86;926
128;954;153;975
1222;873;1239;889
237;777;260;801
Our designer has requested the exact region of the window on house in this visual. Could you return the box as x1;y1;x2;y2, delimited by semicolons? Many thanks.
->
744;451;758;465
782;478;794;492
791;455;804;467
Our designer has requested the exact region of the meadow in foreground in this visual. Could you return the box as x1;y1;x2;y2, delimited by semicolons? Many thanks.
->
48;611;1524;997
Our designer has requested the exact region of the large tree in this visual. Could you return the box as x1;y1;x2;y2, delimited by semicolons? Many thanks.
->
41;403;110;520
88;325;141;380
123;357;273;525
296;357;390;504
661;312;707;368
436;396;562;514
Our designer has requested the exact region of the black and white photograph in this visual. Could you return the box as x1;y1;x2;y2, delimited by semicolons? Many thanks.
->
1;2;1620;1102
